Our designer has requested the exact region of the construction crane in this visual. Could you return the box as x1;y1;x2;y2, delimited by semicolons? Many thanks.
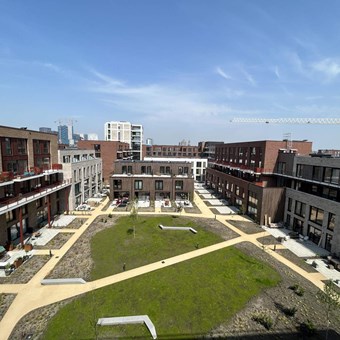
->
230;118;340;124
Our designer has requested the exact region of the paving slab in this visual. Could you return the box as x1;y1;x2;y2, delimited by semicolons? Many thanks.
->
214;206;239;214
305;259;340;287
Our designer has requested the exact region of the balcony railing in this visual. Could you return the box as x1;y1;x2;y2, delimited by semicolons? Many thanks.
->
210;161;273;174
0;180;71;213
0;164;63;184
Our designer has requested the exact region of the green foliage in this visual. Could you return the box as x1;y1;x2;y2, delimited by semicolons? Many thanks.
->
318;280;340;310
252;312;273;330
43;247;280;339
90;216;225;280
282;306;297;317
289;283;305;296
300;319;316;336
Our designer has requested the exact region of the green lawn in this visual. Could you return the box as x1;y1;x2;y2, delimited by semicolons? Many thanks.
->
90;215;225;280
43;247;281;339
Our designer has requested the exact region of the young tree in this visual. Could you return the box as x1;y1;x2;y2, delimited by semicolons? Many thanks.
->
130;198;138;238
317;280;340;340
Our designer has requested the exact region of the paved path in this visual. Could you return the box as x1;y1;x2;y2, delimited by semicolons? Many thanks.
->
0;192;329;340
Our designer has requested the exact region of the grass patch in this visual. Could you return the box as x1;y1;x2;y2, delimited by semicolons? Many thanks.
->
43;246;280;339
90;216;225;280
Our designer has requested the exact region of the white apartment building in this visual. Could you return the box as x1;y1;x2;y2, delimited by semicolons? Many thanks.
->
144;157;208;181
58;149;102;210
104;121;143;160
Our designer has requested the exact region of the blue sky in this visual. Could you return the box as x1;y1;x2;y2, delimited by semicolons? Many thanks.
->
1;0;340;149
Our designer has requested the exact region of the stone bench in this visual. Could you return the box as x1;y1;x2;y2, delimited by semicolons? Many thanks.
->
41;278;86;285
159;224;197;234
97;315;157;339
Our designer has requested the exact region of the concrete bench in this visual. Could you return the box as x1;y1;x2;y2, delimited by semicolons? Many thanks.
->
41;278;86;285
159;224;197;234
97;315;157;339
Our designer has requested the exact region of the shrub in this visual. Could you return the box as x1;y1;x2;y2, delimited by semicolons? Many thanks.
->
283;306;297;317
300;319;316;336
289;284;305;296
252;312;273;330
108;214;112;218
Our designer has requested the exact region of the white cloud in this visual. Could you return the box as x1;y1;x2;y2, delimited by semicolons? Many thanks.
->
241;69;256;86
274;66;280;79
311;58;340;79
215;66;232;80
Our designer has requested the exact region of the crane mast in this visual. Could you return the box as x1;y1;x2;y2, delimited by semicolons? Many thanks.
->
230;118;340;124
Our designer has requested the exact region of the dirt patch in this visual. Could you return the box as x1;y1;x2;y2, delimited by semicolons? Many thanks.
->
33;232;73;250
187;216;240;240
184;202;201;214
0;294;16;322
276;249;318;273
257;235;280;246
53;218;86;229
209;242;340;339
227;219;263;234
46;215;120;281
0;256;50;284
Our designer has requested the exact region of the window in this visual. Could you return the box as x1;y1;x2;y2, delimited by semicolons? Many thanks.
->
114;180;122;189
141;166;146;174
184;167;189;174
4;138;12;155
323;167;332;183
155;180;163;190
160;166;165;174
308;225;322;245
134;180;143;190
147;166;152;175
287;197;292;212
312;166;322;181
178;167;183;175
325;234;333;251
166;166;171;174
277;162;286;174
43;141;49;154
309;206;324;225
17;139;27;155
294;201;306;217
128;166;132;174
293;218;304;234
122;166;127;174
296;164;304;178
175;180;183;190
328;213;335;231
331;168;340;184
197;162;202;167
6;210;15;222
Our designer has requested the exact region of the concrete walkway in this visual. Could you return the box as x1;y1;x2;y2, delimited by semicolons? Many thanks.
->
0;192;332;340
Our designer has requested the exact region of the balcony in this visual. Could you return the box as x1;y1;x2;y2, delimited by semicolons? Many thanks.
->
0;180;72;214
210;161;272;174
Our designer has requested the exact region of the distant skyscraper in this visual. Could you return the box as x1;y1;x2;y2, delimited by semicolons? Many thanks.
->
104;121;143;160
58;125;69;144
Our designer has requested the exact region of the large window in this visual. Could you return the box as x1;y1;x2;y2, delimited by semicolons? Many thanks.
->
331;168;340;184
294;201;306;217
4;138;12;155
287;197;292;212
6;210;16;222
114;180;122;189
308;225;322;245
17;139;27;155
293;218;304;234
134;180;143;190
296;164;304;178
325;234;333;251
328;213;335;231
309;206;324;225
175;180;183;190
312;166;322;181
155;180;163;190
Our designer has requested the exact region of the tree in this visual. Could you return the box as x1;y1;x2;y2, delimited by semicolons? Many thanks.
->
130;198;138;238
317;280;340;340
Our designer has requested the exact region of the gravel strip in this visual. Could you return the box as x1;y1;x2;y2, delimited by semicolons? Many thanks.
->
257;235;281;246
227;219;263;234
33;232;73;250
0;294;16;322
0;256;50;284
276;248;318;273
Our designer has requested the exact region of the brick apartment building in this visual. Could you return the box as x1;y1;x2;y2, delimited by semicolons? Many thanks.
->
206;140;312;225
276;151;340;255
144;144;199;158
110;160;194;201
77;140;131;184
0;126;71;247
